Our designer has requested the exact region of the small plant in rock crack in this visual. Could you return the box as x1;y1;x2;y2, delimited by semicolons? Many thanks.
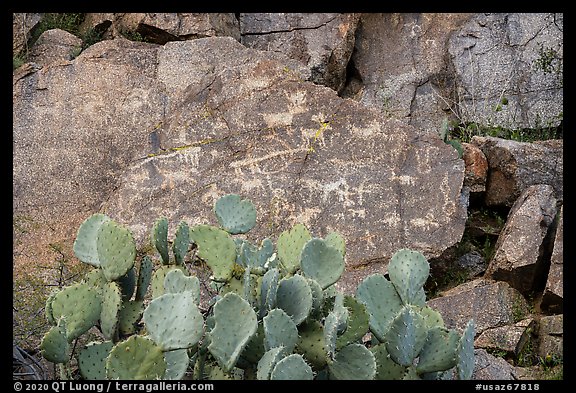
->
438;117;463;159
40;194;475;380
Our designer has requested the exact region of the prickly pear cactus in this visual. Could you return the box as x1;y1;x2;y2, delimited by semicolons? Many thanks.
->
106;335;166;380
152;217;170;265
143;291;204;351
208;293;258;372
78;341;114;380
300;238;344;289
275;274;312;325
189;225;236;282
276;224;311;274
270;354;313;380
40;318;69;364
97;220;137;281
172;221;190;265
388;249;429;306
49;282;102;341
214;194;257;235
328;343;376;380
73;213;111;266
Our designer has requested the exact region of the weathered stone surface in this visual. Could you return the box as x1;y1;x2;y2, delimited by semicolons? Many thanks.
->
13;13;42;56
485;184;557;295
456;250;487;278
462;142;488;194
27;29;82;67
240;13;359;93
472;136;563;207
472;349;519;380
427;279;529;335
79;13;241;44
536;314;562;359
13;37;467;294
345;13;472;133
116;13;241;43
541;206;563;313
448;13;563;131
344;13;563;134
474;318;534;357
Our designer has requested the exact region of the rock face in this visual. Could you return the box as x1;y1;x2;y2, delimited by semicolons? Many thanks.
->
472;349;519;380
13;37;467;292
541;206;563;313
536;314;563;359
474;318;534;357
240;13;359;93
426;279;529;335
485;184;557;295
27;29;82;67
344;13;563;133
13;13;42;56
472;136;563;207
448;13;563;131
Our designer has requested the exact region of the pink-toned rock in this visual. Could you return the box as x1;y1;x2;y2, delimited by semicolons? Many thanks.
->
462;142;488;193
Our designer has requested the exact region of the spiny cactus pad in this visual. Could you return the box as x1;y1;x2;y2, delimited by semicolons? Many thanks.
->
300;238;345;289
97;220;137;281
164;349;189;380
336;295;370;351
189;225;236;282
296;320;328;370
214;194;257;235
118;300;143;335
388;249;429;306
100;282;122;340
78;341;114;380
173;221;190;265
106;335;166;380
256;346;285;380
328;343;376;380
40;318;69;364
151;217;170;264
270;353;313;380
50;283;102;341
136;256;153;301
259;268;280;318
263;308;299;353
456;319;476;380
73;213;111;266
385;306;427;366
356;274;403;341
371;343;407;380
151;265;187;299
277;224;311;274
324;231;345;256
164;269;200;304
117;267;136;301
143;291;204;351
416;326;459;374
275;274;312;325
208;293;258;372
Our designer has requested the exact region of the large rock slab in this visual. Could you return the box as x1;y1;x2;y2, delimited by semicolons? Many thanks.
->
485;184;557;295
427;279;529;335
13;37;467;292
27;29;82;67
448;13;563;131
240;13;359;93
536;314;563;360
472;136;563;207
541;205;563;313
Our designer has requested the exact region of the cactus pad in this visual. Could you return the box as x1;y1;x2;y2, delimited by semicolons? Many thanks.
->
118;300;143;335
106;335;166;380
259;268;280;318
328;343;376;380
100;282;122;340
371;343;407;380
416;326;459;374
456;319;476;380
263;308;299;353
173;221;190;265
385;305;427;366
151;265;186;299
208;293;258;372
256;346;285;380
388;249;429;306
151;217;170;264
136;256;153;301
164;349;189;380
336;295;370;351
296;320;328;370
324;231;345;256
275;274;312;325
40;318;69;363
270;354;313;380
97;220;136;281
214;194;257;234
73;213;111;266
276;224;311;274
300;238;345;289
189;225;236;282
143;291;204;350
51;282;102;341
78;341;114;380
356;274;403;341
164;269;200;304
